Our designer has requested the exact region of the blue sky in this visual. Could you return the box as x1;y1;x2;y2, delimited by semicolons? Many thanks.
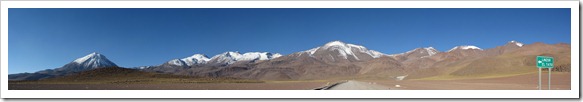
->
8;8;570;74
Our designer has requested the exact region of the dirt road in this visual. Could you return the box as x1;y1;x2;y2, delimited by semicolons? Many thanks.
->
326;80;392;90
372;72;571;90
323;72;570;90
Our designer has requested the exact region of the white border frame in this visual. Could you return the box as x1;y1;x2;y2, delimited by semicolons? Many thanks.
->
1;1;579;98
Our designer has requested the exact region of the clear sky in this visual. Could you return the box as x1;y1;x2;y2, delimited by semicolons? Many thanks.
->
8;8;571;74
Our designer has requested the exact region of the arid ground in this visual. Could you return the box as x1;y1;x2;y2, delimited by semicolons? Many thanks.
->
9;72;570;90
9;81;329;90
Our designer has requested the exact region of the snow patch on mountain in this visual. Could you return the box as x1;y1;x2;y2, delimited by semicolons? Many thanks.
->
210;52;242;65
303;47;320;57
448;45;482;52
71;52;117;68
181;54;210;66
239;52;282;61
167;59;188;67
387;47;439;58
323;41;356;59
347;44;386;58
509;40;524;47
273;53;283;58
210;51;282;65
368;50;387;58
301;41;388;60
424;47;439;56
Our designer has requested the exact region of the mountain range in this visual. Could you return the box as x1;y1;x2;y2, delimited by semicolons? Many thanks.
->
8;40;571;81
9;52;118;80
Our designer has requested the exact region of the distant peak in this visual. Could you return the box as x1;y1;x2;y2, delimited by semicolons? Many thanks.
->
183;54;210;60
508;40;524;47
398;47;439;57
272;53;283;58
303;47;320;56
70;52;117;68
220;51;242;58
180;53;211;66
209;51;283;65
299;40;386;59
87;52;102;57
223;51;241;55
324;40;347;47
167;59;187;66
74;52;106;64
189;54;208;58
408;47;437;52
448;45;482;52
424;47;437;51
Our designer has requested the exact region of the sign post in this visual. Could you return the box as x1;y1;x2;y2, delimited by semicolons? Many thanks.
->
538;67;541;90
536;56;554;90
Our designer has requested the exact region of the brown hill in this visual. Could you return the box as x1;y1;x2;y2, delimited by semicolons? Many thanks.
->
409;42;570;80
391;47;439;62
231;41;405;80
241;53;363;80
143;41;570;81
141;41;404;80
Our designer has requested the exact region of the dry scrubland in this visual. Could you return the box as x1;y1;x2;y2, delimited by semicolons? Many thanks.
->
9;70;570;90
9;67;264;84
9;67;335;90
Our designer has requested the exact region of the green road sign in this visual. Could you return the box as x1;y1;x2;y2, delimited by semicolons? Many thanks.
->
536;56;554;68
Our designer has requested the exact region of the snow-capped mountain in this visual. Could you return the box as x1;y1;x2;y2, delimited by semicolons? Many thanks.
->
153;51;283;69
238;52;283;61
481;40;525;56
73;52;117;68
208;52;243;65
303;47;320;57
162;54;211;67
509;40;524;47
57;52;118;72
295;41;388;62
389;47;440;60
423;47;439;56
9;52;118;80
181;54;211;66
165;59;188;67
346;43;387;58
447;45;482;52
208;51;283;65
251;41;405;79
